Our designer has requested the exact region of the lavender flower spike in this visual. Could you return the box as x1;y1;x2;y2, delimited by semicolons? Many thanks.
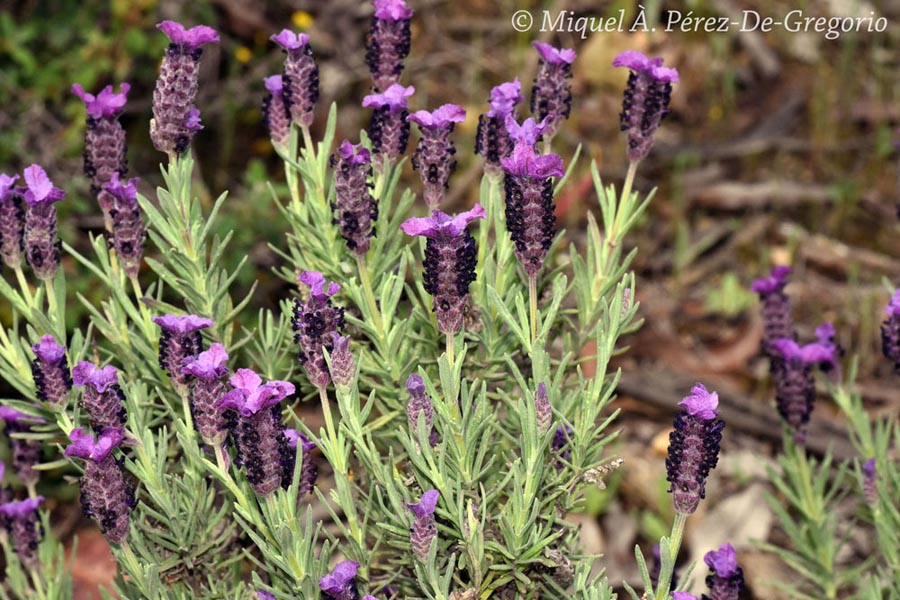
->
182;343;230;445
501;136;563;277
0;496;44;569
320;560;361;600
150;21;220;156
72;361;127;432
530;42;576;143
72;82;129;226
702;543;745;600
219;369;295;497
861;458;877;507
402;205;485;334
271;30;319;128
284;429;318;495
65;428;133;544
750;265;795;357
406;373;439;447
409;104;466;209
31;334;72;407
104;173;145;278
534;382;552;432
0;173;25;267
292;271;345;389
152;314;213;389
665;383;724;514
770;337;836;443
475;79;524;176
328;333;357;390
408;489;440;560
881;289;900;375
0;407;45;489
364;84;415;165
331;140;377;255
613;50;679;163
22;164;65;280
262;75;291;149
366;0;413;91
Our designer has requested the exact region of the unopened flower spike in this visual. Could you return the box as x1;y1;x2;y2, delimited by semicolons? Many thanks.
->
271;29;319;129
182;343;230;445
284;429;318;495
409;104;466;209
861;458;877;507
0;407;46;490
262;75;291;149
292;271;346;389
666;383;724;514
218;369;295;496
534;382;552;432
881;289;900;375
408;489;440;560
65;428;133;544
406;373;439;447
103;173;145;278
328;332;357;390
320;560;361;600
152;314;214;389
401;205;485;334
364;83;415;166
0;496;44;569
366;0;413;91
150;21;220;156
31;334;72;407
530;42;575;143
770;337;837;443
702;543;745;600
0;173;25;268
72;82;129;227
331;140;377;255
750;265;795;358
22;164;65;280
613;50;678;163
476;79;524;175
500;128;563;277
72;361;127;432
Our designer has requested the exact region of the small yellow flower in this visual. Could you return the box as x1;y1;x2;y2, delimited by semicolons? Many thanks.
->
292;11;314;30
235;46;253;64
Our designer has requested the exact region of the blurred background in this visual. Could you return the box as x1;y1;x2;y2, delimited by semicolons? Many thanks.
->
1;0;899;597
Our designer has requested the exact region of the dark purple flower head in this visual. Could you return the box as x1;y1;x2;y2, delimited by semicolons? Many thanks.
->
103;172;145;278
320;560;361;600
152;314;214;334
64;427;123;462
533;41;576;66
666;383;724;514
883;290;900;375
750;265;791;295
0;407;45;425
363;84;415;112
613;50;678;162
407;489;440;518
270;29;310;51
488;78;524;119
374;0;413;19
501;143;564;179
72;362;119;393
157;21;220;50
703;543;745;600
284;429;318;495
751;266;795;357
337;140;371;165
770;337;833;443
401;205;485;238
32;334;65;363
23;165;65;206
218;369;295;417
182;343;229;380
71;83;130;119
408;104;467;129
0;496;43;519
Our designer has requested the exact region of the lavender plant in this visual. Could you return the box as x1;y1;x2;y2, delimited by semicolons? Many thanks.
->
1;8;690;600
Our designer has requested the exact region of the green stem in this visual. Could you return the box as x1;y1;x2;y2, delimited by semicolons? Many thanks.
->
13;264;33;306
129;275;153;333
26;482;37;499
180;389;194;434
43;276;61;336
214;445;229;473
446;332;454;368
528;274;538;346
28;568;47;600
356;254;384;337
609;160;639;247
655;512;689;600
319;386;337;446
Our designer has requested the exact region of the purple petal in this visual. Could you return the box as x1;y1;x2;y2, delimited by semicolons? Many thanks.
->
32;334;66;363
448;204;486;234
862;457;876;476
504;115;547;146
670;593;697;600
337;140;371;165
613;50;678;83
0;406;46;424
0;496;44;518
886;289;900;316
284;429;316;451
704;543;739;577
770;338;801;361
362;84;415;111
300;271;340;300
0;173;20;201
487;78;523;118
750;265;791;294
532;41;576;65
23;164;65;205
678;383;719;420
319;560;360;594
257;592;276;600
270;29;310;51
72;83;130;119
184;106;203;134
157;21;219;49
408;104;466;128
407;489;440;518
798;342;836;366
374;0;413;20
182;343;229;379
103;172;140;203
152;314;214;334
264;75;284;95
501;143;564;179
406;373;425;396
229;368;262;394
72;361;119;393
